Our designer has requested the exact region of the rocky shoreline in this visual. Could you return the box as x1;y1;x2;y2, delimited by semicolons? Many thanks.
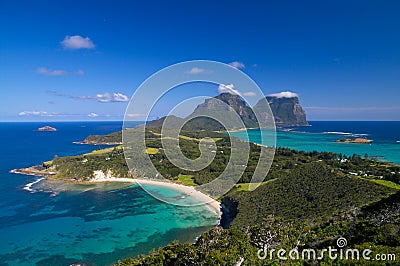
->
38;126;57;131
10;165;56;177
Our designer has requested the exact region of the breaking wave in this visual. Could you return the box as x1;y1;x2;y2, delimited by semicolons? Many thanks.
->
23;177;45;193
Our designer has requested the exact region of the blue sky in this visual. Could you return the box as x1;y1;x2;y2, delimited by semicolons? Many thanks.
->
0;0;399;121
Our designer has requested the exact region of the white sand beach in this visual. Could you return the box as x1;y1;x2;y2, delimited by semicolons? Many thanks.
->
89;171;222;217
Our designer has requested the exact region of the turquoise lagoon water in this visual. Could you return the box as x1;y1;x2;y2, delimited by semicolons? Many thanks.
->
231;121;400;165
0;122;218;266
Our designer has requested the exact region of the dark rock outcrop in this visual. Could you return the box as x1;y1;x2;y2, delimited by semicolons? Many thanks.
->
255;95;308;126
188;93;259;130
38;126;57;131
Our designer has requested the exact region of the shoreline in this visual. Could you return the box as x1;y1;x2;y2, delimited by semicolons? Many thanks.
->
72;141;122;145
11;167;222;218
87;177;222;217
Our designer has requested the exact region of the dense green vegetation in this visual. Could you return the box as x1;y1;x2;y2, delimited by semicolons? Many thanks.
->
81;130;122;144
52;145;129;180
229;163;394;227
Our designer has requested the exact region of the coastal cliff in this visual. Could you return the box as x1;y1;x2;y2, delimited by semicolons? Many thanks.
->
188;93;259;129
261;95;308;126
192;92;309;128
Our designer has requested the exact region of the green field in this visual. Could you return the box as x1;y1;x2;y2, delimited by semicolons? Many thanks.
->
145;147;159;154
84;145;122;156
359;177;400;190
234;178;277;192
176;174;196;186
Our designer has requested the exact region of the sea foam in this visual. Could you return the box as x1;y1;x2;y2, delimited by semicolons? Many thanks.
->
323;131;352;135
23;177;45;193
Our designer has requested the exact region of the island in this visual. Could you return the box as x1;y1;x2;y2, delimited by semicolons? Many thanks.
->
336;137;373;144
12;93;400;265
38;125;57;131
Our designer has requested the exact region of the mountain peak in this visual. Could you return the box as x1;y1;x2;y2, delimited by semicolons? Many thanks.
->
261;94;308;126
189;93;258;129
146;92;308;130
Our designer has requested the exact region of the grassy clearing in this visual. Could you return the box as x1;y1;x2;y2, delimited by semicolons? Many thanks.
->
151;131;161;136
150;131;221;142
176;174;197;186
43;160;53;167
234;178;277;192
84;145;122;156
359;177;400;190
145;147;159;155
178;135;222;142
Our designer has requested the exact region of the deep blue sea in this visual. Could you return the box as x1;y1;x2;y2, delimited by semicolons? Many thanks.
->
0;121;399;265
0;122;219;266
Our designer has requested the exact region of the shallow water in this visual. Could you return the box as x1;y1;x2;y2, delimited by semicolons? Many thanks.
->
0;122;218;265
231;121;400;164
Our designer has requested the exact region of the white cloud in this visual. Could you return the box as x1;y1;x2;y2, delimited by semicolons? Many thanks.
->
228;61;245;69
37;67;67;76
186;67;206;74
217;84;257;97
73;95;93;100
96;93;112;102
218;83;241;96
61;35;95;49
49;90;129;103
126;113;146;118
18;111;111;118
95;92;129;103
112;93;129;102
268;91;299;98
243;91;256;97
19;111;61;117
38;67;85;76
88;112;99;117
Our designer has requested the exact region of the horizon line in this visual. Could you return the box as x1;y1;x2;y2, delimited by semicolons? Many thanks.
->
1;120;400;123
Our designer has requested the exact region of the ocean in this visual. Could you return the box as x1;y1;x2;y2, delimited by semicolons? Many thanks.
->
0;121;398;265
0;122;219;266
231;121;400;165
